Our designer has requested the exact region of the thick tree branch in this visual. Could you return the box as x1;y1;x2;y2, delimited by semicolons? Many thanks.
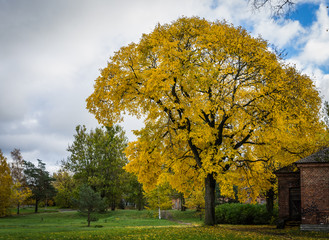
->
234;129;253;150
215;114;229;146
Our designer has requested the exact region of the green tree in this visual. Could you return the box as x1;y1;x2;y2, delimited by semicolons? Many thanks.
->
122;173;145;210
0;149;13;217
76;184;106;227
24;159;56;213
87;17;322;225
63;125;128;210
10;149;31;214
53;170;77;208
144;182;175;219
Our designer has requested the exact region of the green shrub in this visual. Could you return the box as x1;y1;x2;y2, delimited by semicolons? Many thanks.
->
215;203;277;225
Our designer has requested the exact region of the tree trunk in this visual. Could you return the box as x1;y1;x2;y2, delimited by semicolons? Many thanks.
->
204;173;216;226
180;196;186;211
137;187;144;210
266;187;275;215
137;197;143;211
111;200;116;211
35;199;39;213
87;211;91;227
17;203;20;215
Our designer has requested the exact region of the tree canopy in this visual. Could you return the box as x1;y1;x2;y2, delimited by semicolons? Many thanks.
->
24;159;56;213
76;184;106;227
53;170;77;208
87;17;323;225
10;149;31;214
63;125;128;210
0;150;13;217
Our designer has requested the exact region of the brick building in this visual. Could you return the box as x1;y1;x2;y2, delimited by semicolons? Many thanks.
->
276;147;329;231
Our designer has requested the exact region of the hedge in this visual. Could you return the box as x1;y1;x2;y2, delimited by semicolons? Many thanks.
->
215;203;277;225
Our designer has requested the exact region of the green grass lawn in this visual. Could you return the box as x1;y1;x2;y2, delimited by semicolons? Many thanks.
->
0;208;328;239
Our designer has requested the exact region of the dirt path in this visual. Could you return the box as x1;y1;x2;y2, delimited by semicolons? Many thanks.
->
58;209;76;212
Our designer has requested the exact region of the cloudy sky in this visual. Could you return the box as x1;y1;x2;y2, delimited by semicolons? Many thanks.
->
1;0;328;173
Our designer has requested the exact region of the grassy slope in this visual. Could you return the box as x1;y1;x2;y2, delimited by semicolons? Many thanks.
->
0;209;328;240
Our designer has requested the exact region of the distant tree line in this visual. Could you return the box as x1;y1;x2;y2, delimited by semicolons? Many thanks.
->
0;148;56;216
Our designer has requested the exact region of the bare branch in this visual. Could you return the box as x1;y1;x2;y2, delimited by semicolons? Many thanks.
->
250;0;295;16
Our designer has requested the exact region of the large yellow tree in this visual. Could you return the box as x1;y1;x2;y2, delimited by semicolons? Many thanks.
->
87;17;323;225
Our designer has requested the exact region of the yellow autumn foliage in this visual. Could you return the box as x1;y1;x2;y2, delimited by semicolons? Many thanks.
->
87;17;326;223
0;149;13;216
144;182;174;211
11;182;32;210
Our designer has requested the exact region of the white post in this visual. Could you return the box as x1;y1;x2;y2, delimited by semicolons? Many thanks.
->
157;186;161;219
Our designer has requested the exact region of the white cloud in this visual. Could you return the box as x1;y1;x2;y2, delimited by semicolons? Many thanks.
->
303;67;329;101
296;4;329;66
253;18;304;48
285;3;329;102
1;0;329;172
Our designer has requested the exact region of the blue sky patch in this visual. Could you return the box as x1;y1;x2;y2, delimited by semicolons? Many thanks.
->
287;3;318;27
210;0;219;10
